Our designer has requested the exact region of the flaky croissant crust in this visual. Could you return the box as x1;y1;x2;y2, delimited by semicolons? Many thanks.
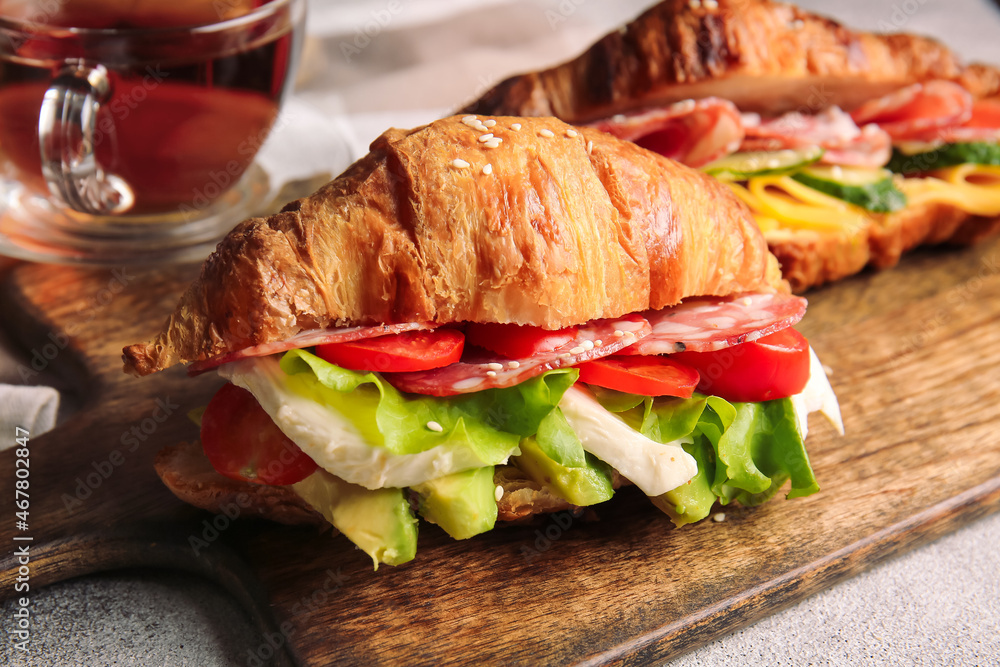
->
123;116;784;376
462;0;1000;121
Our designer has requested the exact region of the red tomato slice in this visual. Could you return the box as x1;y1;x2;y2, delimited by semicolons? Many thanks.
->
965;99;1000;129
670;328;810;403
201;383;318;486
315;329;464;372
577;356;700;398
464;322;577;359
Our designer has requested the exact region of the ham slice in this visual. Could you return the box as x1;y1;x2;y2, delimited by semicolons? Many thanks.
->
741;106;893;168
187;322;436;374
588;98;744;167
382;316;651;396
850;80;973;142
906;98;1000;144
618;293;807;356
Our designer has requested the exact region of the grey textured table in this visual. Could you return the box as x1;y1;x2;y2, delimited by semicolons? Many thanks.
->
3;1;1000;665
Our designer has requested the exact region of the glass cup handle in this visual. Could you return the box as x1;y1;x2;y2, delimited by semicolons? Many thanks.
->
38;62;135;216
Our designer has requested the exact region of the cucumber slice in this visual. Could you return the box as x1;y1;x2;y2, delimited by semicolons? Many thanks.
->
791;165;907;213
703;146;824;180
886;141;1000;174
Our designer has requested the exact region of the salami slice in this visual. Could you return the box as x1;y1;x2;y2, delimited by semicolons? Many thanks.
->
589;98;744;167
618;293;807;356
383;316;651;396
849;80;973;141
188;322;435;374
741;106;892;168
818;124;893;168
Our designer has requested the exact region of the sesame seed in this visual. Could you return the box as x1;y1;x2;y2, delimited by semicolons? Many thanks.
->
473;123;489;132
486;370;497;377
478;133;494;142
611;114;626;123
482;163;493;175
587;140;594;154
494;485;504;502
713;512;726;522
507;360;520;369
484;119;496;127
510;123;522;131
484;139;502;149
688;0;701;8
427;421;443;432
452;159;470;169
487;362;504;371
462;115;478;122
569;346;585;355
566;129;578;138
539;129;555;138
704;0;718;9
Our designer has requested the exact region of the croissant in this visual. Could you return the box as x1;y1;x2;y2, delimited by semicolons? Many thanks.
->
129;115;845;566
124;115;782;376
460;0;1000;291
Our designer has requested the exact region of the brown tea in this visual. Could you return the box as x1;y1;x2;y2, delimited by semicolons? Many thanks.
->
0;0;300;214
0;0;267;29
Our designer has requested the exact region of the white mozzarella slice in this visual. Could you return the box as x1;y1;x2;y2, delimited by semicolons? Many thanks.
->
558;386;698;497
791;347;845;439
219;357;510;490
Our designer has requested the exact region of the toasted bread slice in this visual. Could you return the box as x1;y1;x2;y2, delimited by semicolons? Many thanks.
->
769;206;1000;292
155;440;613;526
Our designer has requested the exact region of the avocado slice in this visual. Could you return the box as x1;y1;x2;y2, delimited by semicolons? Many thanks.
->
514;436;614;507
293;470;418;569
650;438;718;527
411;467;498;540
886;141;1000;174
791;165;907;212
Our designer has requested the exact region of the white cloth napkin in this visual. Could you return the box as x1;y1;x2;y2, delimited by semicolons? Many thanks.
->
0;321;61;442
0;383;59;445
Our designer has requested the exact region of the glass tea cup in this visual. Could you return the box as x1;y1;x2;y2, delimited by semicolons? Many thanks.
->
0;0;306;264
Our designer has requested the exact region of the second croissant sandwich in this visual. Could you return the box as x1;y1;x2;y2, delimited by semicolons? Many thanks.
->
124;115;841;567
463;0;1000;291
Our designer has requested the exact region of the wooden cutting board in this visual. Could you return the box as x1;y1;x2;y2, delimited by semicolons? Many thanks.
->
1;236;1000;666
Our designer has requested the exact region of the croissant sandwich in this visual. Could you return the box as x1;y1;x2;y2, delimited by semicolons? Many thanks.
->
124;116;842;568
462;0;1000;291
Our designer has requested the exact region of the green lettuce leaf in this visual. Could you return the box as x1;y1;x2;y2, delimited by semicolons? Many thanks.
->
279;349;576;466
533;408;586;468
593;389;819;526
